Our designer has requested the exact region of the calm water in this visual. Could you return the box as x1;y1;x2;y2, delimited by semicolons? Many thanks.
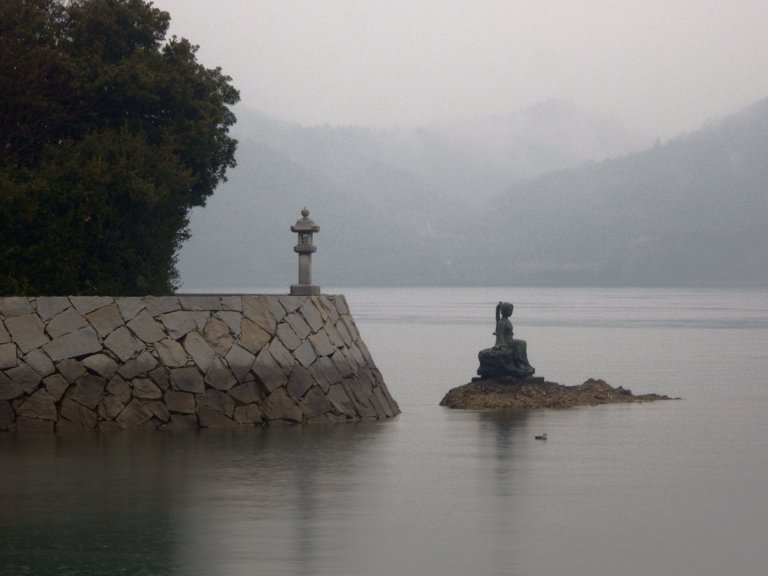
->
2;287;768;576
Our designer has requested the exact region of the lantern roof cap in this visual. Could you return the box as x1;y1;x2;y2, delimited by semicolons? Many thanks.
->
291;207;320;233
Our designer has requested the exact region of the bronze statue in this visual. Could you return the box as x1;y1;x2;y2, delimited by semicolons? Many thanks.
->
477;301;535;379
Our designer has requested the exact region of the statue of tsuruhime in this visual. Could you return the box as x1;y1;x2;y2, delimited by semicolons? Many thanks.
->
477;301;535;379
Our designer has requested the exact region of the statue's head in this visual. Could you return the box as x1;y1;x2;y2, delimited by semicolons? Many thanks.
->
499;302;514;318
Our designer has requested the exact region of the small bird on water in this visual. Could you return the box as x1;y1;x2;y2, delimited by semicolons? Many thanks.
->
535;433;548;440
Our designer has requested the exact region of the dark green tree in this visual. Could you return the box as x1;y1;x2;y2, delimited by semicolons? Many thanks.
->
0;0;239;295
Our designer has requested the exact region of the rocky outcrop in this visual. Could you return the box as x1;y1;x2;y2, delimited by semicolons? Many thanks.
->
0;294;399;431
440;377;674;411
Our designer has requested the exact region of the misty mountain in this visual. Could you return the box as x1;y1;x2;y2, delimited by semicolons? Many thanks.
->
177;98;768;289
465;97;768;286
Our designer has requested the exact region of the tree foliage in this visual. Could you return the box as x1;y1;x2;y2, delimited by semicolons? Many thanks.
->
0;0;239;295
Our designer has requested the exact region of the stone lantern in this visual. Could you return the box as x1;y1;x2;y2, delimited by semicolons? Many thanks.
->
290;208;320;295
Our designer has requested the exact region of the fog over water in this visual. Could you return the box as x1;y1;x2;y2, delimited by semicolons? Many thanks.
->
157;0;768;139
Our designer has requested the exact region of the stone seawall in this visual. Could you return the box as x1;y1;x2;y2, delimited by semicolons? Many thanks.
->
0;294;399;432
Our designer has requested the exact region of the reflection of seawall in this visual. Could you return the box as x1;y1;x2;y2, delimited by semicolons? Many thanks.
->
0;294;399;431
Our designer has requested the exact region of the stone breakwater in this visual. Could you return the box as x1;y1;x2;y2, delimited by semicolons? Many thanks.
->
0;294;399;432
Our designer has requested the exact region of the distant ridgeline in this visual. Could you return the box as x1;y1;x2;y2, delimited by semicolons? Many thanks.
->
0;295;399;432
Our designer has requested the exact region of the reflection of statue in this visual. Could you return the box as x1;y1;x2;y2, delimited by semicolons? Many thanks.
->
477;302;535;379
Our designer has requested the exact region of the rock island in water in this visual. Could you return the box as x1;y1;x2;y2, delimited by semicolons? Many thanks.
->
440;377;675;411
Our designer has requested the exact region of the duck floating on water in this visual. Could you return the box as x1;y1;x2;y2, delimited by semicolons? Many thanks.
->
535;433;548;440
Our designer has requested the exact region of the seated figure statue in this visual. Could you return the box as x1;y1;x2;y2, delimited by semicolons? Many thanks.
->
477;301;535;379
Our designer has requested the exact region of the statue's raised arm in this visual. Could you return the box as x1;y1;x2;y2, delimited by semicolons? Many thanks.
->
478;301;535;379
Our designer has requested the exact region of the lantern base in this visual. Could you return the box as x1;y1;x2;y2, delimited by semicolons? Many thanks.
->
290;284;321;296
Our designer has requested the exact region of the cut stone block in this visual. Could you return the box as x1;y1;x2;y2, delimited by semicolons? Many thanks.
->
115;399;153;428
251;349;288;393
43;374;70;402
239;319;271;355
336;320;353;347
127;310;166;343
104;327;143;362
309;356;343;393
60;398;97;429
279;296;304;314
323;320;345;349
300;387;334;419
43;326;101;361
197;405;235;428
154;338;188;368
216;311;242;337
0;321;9;344
220;296;242;312
132;378;162;400
0;297;34;317
98;395;126;420
148;366;170;390
331;295;350;315
106;375;132;404
309;330;335;357
276;322;301;351
142;296;180;316
81;353;118;379
189;312;210;331
170;366;204;393
5;314;49;354
116;297;144;322
268;338;295;372
160;310;197;340
243;295;278;332
68;373;106;409
294;340;316;369
24;349;54;377
35;297;70;322
197;389;235;418
164;390;196;414
179;296;222;311
17;389;57;421
0;342;17;370
70;296;113;315
0;376;24;401
183;331;215;372
331;349;355;378
287;365;315;400
327;383;356;416
204;357;236;391
225;345;255;383
233;403;262;425
263;388;303;423
144;400;170;422
47;307;88;339
86;304;124;337
299;300;325;333
56;359;87;383
7;362;42;393
203;317;235;356
341;316;360;342
264;296;286;324
117;351;158;379
228;381;260;405
285;312;312;339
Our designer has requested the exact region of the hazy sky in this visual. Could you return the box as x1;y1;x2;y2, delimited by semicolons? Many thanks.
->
157;0;768;138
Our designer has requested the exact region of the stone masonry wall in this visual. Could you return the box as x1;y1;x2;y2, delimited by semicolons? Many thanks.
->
0;294;399;432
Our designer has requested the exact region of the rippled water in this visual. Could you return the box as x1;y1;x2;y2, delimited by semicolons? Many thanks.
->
2;287;768;576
